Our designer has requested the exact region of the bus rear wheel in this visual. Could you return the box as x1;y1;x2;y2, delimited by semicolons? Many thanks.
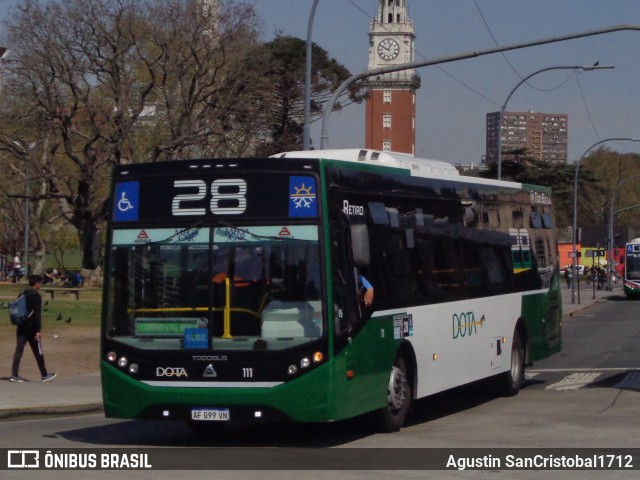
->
376;357;411;433
497;330;524;397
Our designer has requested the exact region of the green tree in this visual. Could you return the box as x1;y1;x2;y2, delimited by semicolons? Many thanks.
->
579;148;640;230
253;35;364;156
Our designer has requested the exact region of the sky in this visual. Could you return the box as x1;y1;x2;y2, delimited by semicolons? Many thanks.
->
3;0;640;166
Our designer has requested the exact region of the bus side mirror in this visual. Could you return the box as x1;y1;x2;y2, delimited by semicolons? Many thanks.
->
82;226;102;270
350;224;370;267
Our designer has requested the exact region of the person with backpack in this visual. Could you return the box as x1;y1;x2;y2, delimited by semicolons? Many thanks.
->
10;274;56;383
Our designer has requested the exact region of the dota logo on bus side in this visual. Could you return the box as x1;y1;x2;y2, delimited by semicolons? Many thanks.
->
452;312;482;339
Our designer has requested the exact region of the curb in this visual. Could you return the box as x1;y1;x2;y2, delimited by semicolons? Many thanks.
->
0;403;103;420
564;298;606;317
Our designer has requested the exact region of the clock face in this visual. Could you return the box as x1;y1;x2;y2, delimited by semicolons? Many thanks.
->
377;38;400;61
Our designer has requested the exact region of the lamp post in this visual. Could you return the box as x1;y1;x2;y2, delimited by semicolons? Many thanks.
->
572;138;640;303
303;0;320;151
496;64;613;181
10;141;35;280
608;174;640;290
24;160;29;279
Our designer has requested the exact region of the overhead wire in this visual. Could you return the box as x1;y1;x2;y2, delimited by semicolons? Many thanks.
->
474;0;602;140
344;0;501;106
574;71;601;140
473;0;578;94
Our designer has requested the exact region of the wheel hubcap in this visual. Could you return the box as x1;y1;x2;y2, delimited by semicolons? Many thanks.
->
388;366;408;410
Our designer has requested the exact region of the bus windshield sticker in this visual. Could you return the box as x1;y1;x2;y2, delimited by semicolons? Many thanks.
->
214;225;317;243
112;228;209;245
289;176;317;217
393;314;413;340
114;181;139;222
184;328;209;349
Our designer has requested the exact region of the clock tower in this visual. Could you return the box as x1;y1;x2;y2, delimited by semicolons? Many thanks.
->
365;0;420;154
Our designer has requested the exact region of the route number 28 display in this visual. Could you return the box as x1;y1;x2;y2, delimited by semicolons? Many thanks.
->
172;179;247;216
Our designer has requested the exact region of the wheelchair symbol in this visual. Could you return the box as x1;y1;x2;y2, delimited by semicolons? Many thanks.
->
117;191;134;212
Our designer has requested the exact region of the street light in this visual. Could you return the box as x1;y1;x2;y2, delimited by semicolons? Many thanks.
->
10;141;35;280
24;159;29;279
496;64;613;181
303;0;320;151
571;138;640;303
608;174;640;290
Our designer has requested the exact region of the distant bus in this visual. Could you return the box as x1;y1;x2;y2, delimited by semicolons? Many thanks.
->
623;238;640;298
100;149;562;432
510;228;533;272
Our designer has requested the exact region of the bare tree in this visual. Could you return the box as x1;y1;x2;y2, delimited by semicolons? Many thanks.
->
0;0;263;269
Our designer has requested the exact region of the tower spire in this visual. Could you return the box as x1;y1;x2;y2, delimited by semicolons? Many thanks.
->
365;0;420;154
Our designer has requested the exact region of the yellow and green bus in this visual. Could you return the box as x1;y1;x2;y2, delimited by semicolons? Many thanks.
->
100;149;561;432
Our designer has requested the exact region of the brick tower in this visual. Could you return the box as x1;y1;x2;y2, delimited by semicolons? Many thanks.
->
365;0;420;154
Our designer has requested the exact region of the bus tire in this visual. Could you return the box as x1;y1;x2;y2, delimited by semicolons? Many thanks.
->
498;330;524;397
376;357;411;433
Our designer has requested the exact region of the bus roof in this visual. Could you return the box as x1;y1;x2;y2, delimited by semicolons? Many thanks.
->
272;149;460;177
271;149;529;189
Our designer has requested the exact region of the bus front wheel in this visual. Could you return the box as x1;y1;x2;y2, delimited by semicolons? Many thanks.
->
376;357;411;433
497;330;524;397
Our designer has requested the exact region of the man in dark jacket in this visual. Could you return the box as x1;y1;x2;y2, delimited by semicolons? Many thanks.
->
10;275;56;382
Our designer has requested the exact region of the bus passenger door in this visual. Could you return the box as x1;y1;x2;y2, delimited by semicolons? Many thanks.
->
331;217;369;349
329;216;384;415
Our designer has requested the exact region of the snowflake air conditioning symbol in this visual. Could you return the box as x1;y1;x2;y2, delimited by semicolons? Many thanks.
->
289;176;318;217
292;183;315;209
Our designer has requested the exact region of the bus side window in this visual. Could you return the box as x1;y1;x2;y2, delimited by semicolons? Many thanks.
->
461;242;484;288
432;239;460;296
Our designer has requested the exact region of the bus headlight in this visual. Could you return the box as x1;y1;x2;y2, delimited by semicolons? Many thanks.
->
287;365;298;375
118;356;128;368
300;357;311;369
107;351;117;363
128;363;139;374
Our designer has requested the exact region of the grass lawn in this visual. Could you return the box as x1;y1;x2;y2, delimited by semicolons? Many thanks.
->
1;281;103;378
0;281;102;328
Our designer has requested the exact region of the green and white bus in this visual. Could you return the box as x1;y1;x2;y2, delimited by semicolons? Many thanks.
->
623;238;640;298
101;149;562;432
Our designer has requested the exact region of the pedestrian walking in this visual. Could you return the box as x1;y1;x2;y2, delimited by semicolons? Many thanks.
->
10;274;56;382
12;252;21;283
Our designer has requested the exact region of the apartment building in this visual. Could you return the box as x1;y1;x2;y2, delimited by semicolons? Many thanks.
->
486;111;568;165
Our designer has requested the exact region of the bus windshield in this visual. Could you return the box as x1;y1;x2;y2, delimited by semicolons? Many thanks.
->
626;253;640;280
106;225;323;351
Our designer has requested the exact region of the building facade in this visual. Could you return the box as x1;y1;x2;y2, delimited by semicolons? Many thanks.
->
486;111;568;165
365;0;420;154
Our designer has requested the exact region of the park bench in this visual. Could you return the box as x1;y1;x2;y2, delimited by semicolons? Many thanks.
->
41;287;85;300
